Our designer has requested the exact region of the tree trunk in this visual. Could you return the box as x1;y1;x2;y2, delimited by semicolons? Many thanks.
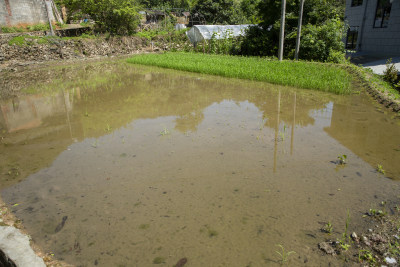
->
295;0;305;60
278;0;286;61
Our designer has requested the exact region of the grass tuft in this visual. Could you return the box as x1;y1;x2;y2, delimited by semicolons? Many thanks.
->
127;52;352;94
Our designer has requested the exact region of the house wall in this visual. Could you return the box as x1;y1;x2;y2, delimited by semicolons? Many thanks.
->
0;0;50;27
345;0;400;55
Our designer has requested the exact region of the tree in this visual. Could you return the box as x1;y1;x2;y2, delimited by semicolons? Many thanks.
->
239;0;346;62
57;0;141;35
192;0;245;25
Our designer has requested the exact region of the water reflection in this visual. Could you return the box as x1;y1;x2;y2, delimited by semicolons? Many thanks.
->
1;61;400;266
324;94;400;179
0;63;336;188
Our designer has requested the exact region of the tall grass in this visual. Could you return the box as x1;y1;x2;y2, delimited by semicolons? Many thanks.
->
127;52;352;94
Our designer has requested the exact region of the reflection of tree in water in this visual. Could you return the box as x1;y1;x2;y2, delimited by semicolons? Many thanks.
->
0;61;336;188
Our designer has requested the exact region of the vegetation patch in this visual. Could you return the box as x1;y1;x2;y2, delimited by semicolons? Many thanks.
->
344;64;400;112
1;23;50;33
127;52;352;94
8;35;61;46
319;202;400;266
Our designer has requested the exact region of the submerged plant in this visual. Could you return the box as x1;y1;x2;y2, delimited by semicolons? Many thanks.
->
322;222;333;234
376;164;385;174
275;244;296;264
152;256;165;264
278;131;285;141
91;140;98;148
160;127;170;136
337;154;347;165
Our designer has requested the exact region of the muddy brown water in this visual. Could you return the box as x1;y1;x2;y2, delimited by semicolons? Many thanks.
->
1;61;400;266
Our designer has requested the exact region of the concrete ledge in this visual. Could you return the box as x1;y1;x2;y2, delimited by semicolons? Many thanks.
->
0;226;45;267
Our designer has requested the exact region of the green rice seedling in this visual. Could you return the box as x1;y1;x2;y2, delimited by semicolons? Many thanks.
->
160;127;170;136
105;124;112;132
338;210;351;251
127;53;352;94
337;154;347;164
278;131;285;141
376;164;385;174
368;208;386;217
275;244;296;264
358;249;375;264
388;241;400;257
322;222;333;234
91;140;98;148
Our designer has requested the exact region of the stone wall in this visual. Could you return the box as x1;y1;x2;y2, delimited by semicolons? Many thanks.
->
0;34;149;62
0;33;191;65
0;0;52;27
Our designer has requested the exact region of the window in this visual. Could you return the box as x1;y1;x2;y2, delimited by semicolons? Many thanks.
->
351;0;363;7
346;27;359;50
374;0;392;28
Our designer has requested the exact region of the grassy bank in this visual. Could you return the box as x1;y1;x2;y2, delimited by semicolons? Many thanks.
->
127;52;352;94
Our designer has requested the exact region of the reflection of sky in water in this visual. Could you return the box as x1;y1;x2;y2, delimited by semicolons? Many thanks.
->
1;63;400;266
310;102;333;128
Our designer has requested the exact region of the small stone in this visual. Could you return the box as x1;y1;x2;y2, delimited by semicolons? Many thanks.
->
362;236;371;246
350;232;358;241
368;228;373;232
385;257;397;265
318;242;336;255
371;234;387;243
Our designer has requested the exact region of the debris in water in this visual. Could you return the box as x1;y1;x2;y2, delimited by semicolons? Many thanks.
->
55;216;68;233
174;257;188;267
318;242;336;255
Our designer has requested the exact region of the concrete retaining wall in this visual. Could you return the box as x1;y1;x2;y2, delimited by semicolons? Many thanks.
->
0;0;52;27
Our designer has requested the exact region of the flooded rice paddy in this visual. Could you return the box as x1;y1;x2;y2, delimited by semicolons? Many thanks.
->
1;61;400;266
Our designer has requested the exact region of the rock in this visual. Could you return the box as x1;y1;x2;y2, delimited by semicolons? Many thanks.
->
350;232;358;241
0;226;45;267
371;234;387;243
385;257;397;265
174;257;188;267
318;242;336;255
362;236;371;247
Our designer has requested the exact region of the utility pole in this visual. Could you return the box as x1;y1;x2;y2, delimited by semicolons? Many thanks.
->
278;0;286;61
294;0;305;60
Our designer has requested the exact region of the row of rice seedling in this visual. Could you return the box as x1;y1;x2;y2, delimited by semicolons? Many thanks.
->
127;52;352;94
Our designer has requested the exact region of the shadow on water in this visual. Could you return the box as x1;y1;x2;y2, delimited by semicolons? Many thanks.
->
0;60;399;266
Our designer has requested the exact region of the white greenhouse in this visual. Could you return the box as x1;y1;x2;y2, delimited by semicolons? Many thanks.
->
186;25;253;44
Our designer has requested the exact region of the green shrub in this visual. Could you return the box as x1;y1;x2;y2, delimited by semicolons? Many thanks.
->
27;23;50;31
58;0;141;35
327;49;346;64
1;26;25;33
383;58;399;85
293;19;346;62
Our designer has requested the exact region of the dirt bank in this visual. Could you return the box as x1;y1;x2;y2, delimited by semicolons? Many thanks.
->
0;31;191;72
342;64;400;113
